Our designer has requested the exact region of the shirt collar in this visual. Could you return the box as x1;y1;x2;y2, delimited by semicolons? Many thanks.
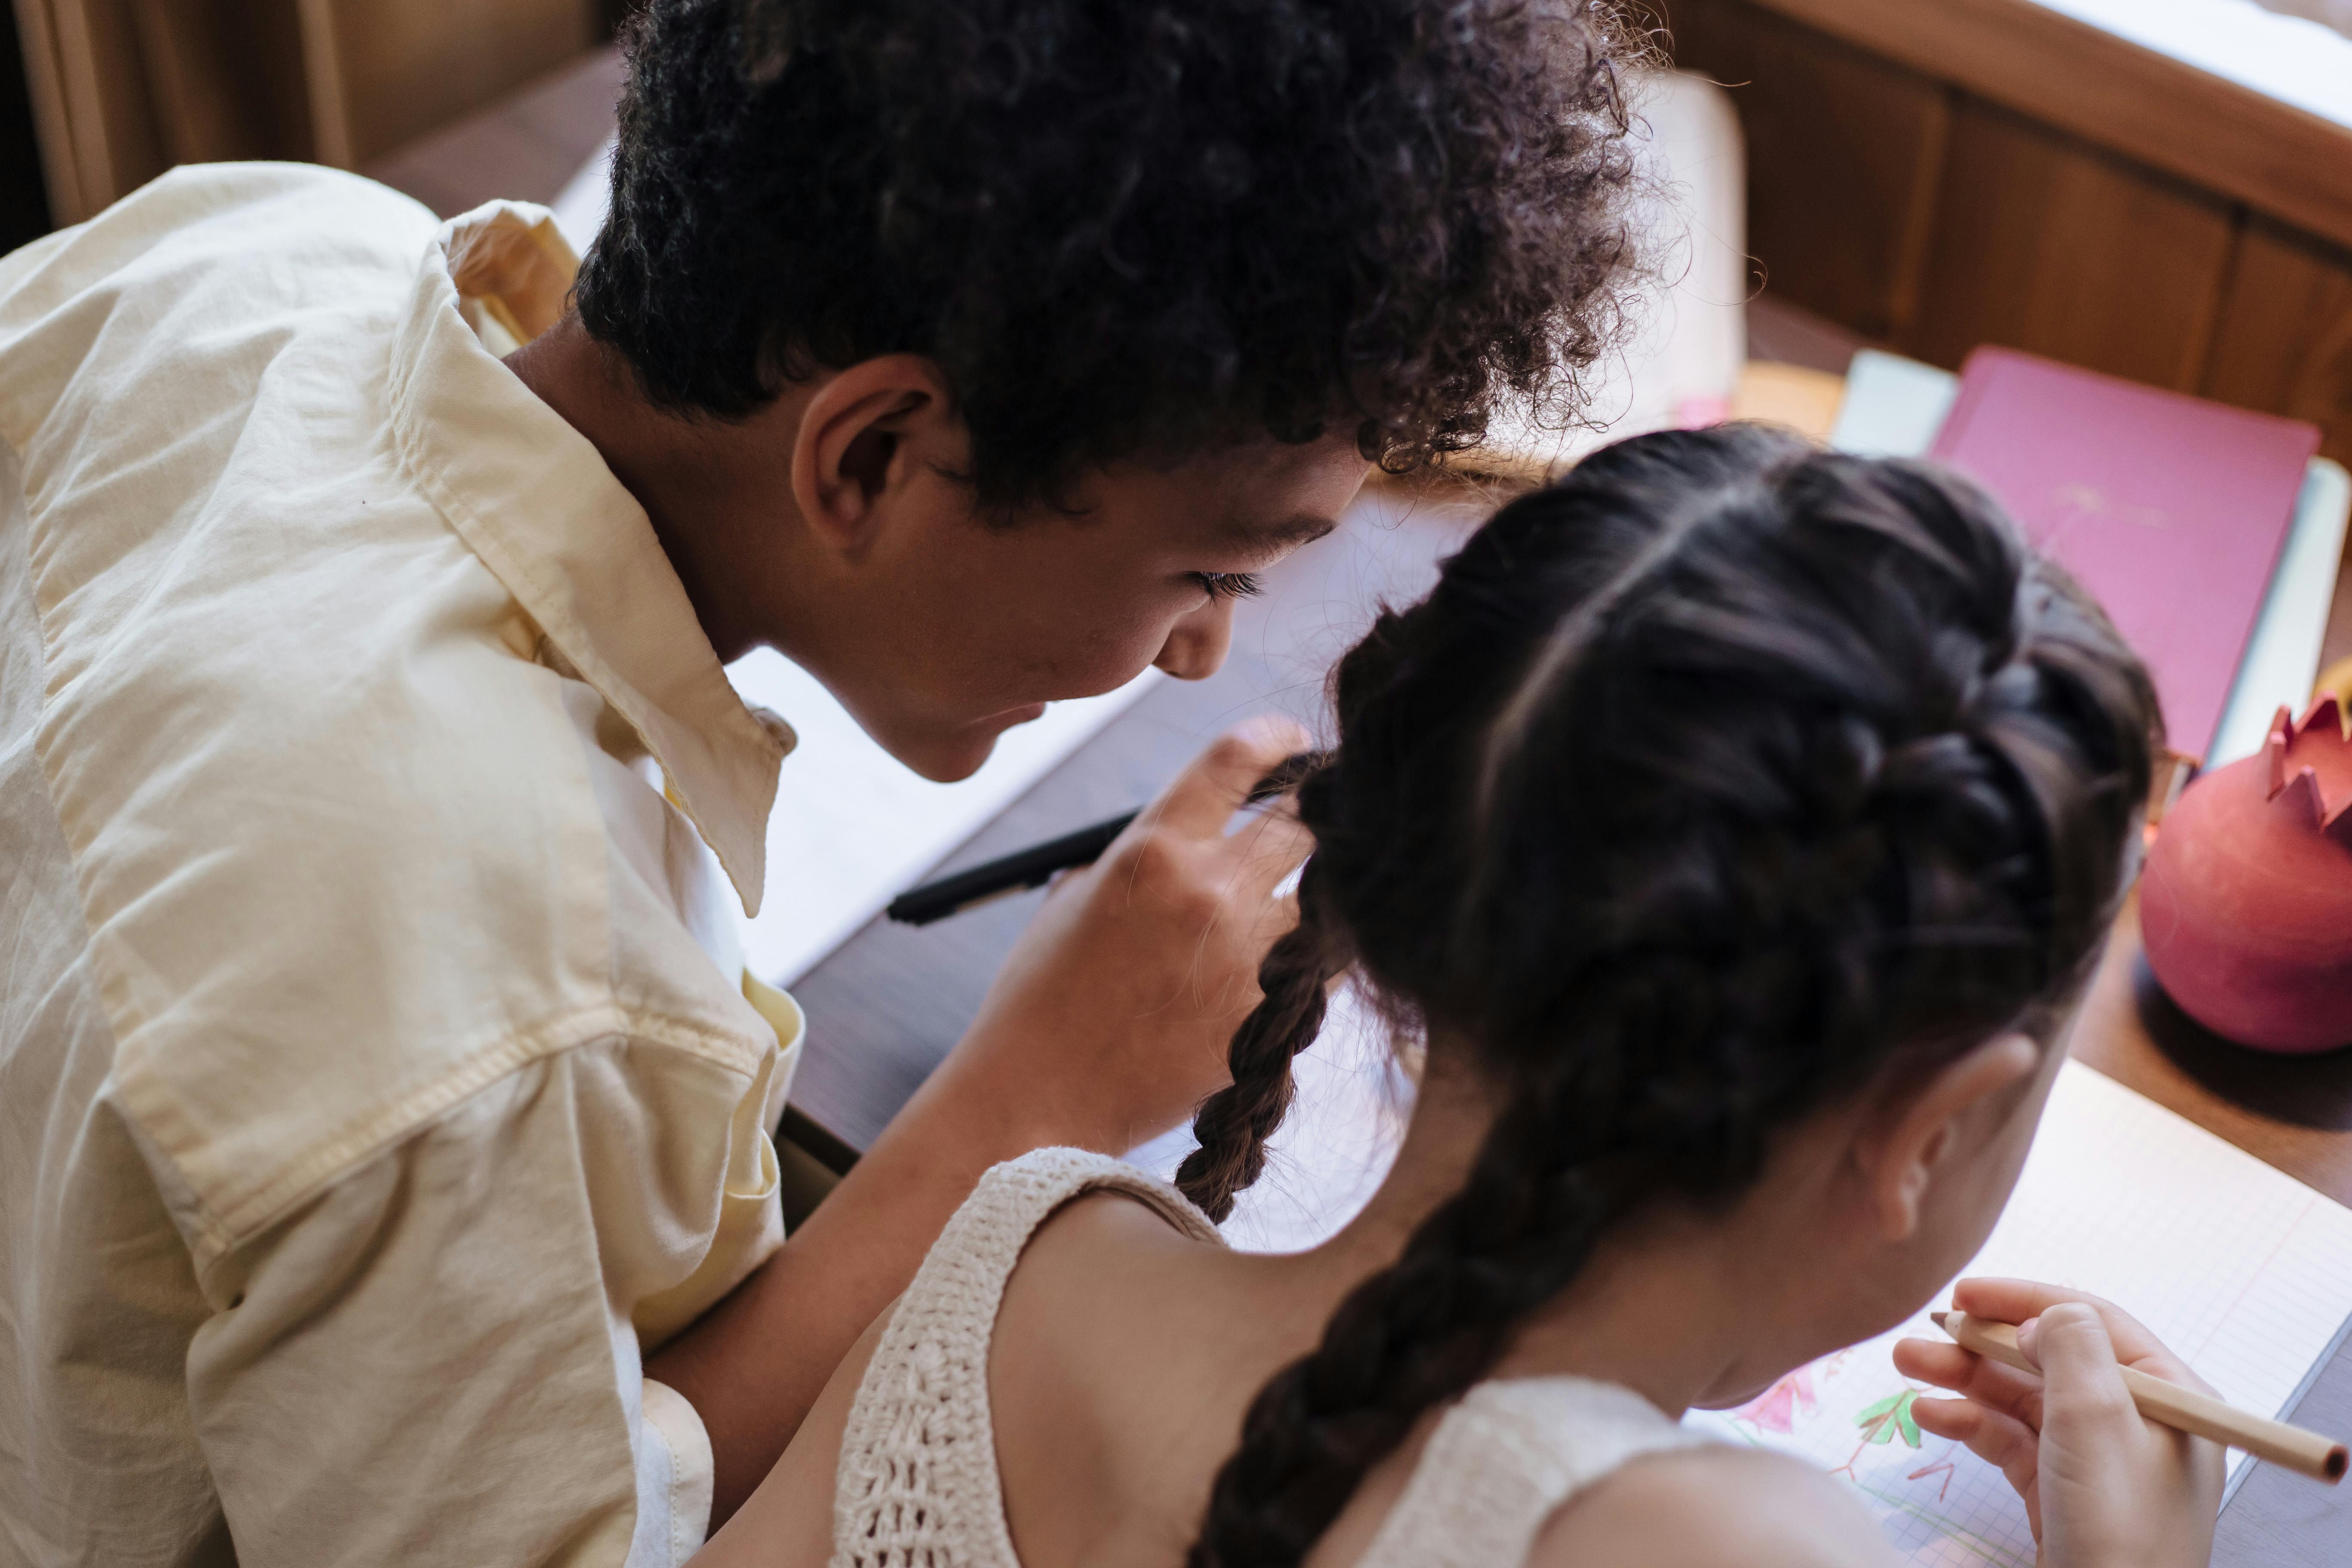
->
384;201;792;916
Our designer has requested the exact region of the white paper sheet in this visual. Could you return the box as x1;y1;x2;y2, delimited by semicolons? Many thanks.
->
1684;1062;2352;1567
728;649;1161;984
550;135;616;253
1129;981;1415;1256
1829;349;1964;459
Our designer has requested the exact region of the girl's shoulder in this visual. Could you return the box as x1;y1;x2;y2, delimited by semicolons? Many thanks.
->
987;1165;1320;1566
923;1146;1232;1433
989;1157;1245;1407
981;1148;1233;1344
1531;1444;1898;1568
969;1146;1222;1248
823;1152;1230;1568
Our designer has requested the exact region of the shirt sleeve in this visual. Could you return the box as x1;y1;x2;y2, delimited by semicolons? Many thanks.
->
180;1038;759;1567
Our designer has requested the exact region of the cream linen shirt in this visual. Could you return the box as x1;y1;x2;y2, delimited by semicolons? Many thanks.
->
0;164;808;1566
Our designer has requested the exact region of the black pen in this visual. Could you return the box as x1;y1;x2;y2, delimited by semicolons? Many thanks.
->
885;750;1323;926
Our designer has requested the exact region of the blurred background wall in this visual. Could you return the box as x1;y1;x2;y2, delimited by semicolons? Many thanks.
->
1;0;631;239
1672;0;2352;466
2;0;2348;472
1;4;50;252
2251;0;2352;34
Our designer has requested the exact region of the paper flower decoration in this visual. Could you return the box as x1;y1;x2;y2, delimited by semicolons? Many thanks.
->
2142;694;2352;1053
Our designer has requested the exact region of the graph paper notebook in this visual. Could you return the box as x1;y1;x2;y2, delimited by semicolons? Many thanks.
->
1684;1062;2352;1568
723;649;1161;985
1928;348;2321;760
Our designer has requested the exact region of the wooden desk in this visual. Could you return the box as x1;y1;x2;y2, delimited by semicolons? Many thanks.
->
380;61;2352;1564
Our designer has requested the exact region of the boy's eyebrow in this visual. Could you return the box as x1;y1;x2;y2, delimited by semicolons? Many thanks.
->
1231;511;1340;550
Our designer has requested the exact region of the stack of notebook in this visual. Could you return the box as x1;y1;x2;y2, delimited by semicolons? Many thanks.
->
1831;346;2349;770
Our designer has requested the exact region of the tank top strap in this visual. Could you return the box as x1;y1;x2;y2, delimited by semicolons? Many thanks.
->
1356;1377;1708;1568
830;1148;1222;1568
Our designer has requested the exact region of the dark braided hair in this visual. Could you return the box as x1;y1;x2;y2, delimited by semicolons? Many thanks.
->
1176;859;1344;1221
1176;423;2160;1565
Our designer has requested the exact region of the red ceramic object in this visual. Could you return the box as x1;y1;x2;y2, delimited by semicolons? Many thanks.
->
2141;695;2352;1053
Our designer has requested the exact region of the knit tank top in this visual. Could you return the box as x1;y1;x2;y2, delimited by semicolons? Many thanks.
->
829;1148;1705;1568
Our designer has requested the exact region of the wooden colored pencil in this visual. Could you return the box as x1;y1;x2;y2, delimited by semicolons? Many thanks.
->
1932;1311;2347;1483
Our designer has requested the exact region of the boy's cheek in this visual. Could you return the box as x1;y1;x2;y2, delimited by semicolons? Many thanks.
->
1002;603;1180;704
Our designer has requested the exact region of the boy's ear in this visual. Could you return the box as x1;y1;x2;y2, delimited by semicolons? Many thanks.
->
1854;1032;2041;1241
790;355;959;560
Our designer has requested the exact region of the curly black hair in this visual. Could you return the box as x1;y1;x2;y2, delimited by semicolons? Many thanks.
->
573;0;1647;508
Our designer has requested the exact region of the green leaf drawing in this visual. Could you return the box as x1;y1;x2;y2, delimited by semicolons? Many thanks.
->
1854;1388;1924;1449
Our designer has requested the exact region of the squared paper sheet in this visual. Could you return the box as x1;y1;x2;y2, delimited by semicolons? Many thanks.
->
1683;1062;2352;1568
727;649;1161;984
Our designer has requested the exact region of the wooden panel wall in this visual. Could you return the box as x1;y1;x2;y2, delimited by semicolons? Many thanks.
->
1665;6;1947;343
134;0;312;165
1909;104;2236;392
1668;0;2352;466
10;0;601;225
297;0;597;168
2206;222;2352;463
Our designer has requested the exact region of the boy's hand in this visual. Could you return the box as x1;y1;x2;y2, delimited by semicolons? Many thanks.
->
942;716;1316;1153
656;720;1314;1524
1894;1278;2223;1568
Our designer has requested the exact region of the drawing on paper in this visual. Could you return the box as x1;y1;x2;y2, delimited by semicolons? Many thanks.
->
1731;1366;1816;1435
1681;1063;2352;1568
1908;1446;1960;1502
1856;1387;1923;1447
1691;1342;2040;1568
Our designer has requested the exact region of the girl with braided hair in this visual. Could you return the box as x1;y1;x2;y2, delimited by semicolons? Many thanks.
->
704;424;2222;1568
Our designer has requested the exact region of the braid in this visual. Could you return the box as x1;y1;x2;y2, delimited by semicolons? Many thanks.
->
1183;424;2159;1568
1178;855;1346;1222
1177;626;1425;1222
1189;1077;1643;1566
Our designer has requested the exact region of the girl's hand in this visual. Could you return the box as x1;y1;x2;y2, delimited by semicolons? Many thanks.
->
1893;1278;2223;1568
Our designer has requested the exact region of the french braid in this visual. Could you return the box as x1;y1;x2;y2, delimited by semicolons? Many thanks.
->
1177;851;1348;1222
1184;424;2159;1567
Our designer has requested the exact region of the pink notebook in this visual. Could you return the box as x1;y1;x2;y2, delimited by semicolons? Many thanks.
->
1929;348;2320;758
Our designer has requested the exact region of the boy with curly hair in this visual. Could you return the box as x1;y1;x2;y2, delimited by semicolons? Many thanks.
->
0;0;1640;1561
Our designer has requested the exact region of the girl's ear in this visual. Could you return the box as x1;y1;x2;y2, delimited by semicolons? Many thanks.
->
1854;1032;2042;1241
788;354;961;560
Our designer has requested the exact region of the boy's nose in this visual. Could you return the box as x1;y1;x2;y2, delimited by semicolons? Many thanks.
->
1153;596;1236;681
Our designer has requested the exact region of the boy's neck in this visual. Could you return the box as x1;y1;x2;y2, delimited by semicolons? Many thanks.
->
504;313;810;664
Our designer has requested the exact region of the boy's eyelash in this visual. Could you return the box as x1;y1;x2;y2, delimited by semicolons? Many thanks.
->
1191;571;1265;602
